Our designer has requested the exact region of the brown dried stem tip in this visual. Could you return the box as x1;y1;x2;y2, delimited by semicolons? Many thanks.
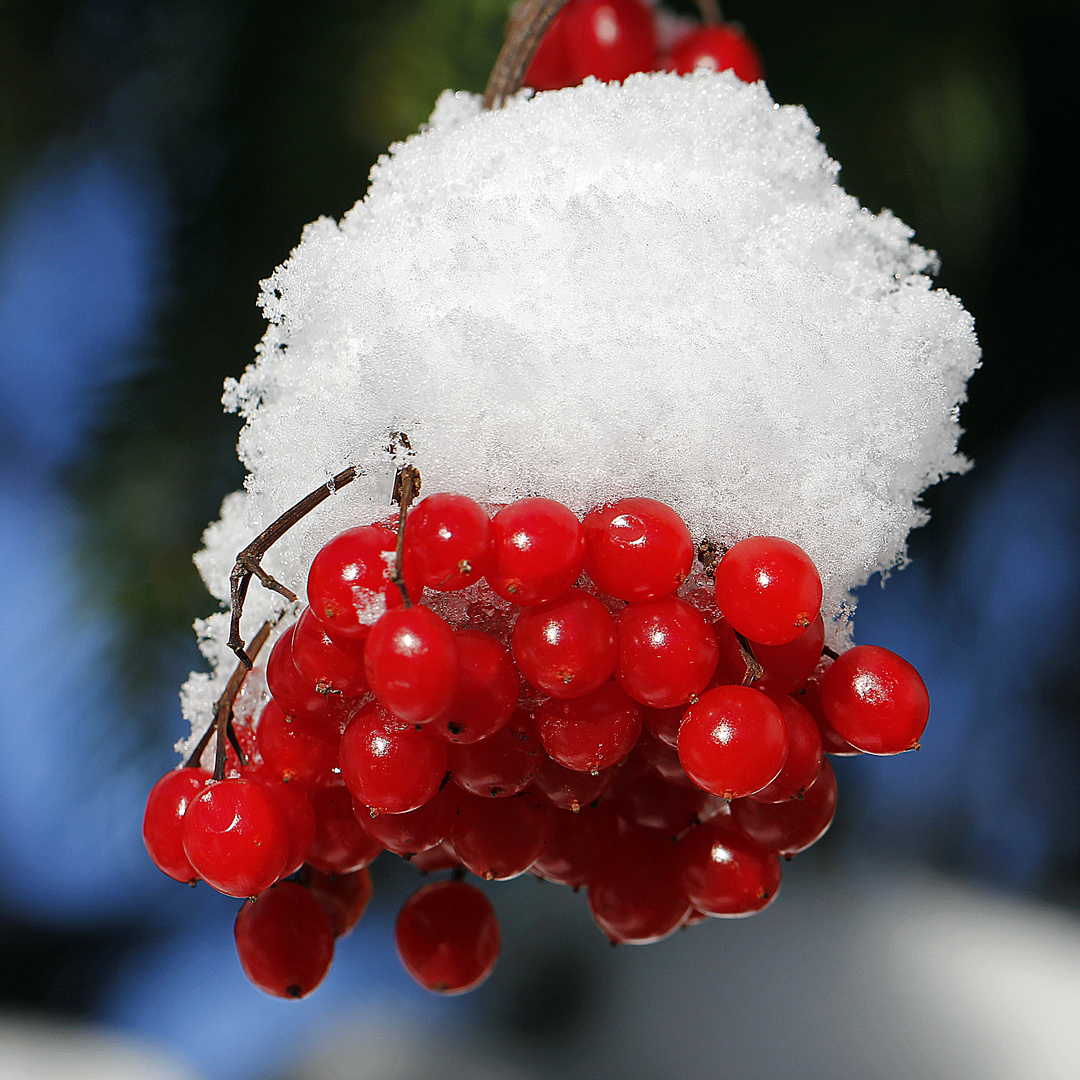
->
483;0;571;110
227;466;360;667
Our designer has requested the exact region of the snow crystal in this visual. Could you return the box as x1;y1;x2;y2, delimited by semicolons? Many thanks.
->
181;70;979;732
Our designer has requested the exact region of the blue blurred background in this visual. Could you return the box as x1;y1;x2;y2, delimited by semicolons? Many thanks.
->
0;2;1077;1078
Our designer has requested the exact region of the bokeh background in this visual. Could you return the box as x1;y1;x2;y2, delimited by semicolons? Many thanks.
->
1;1;1078;1078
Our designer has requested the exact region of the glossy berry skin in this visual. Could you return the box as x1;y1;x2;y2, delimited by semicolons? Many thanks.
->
143;767;212;883
819;645;929;754
339;702;448;814
531;804;620;887
246;766;316;878
587;826;691;944
181;777;290;898
713;536;822;647
432;629;519;743
307;524;418;640
531;753;618;811
234;881;335;999
404;493;492;591
512;587;617;699
487;498;586;605
395;880;500;994
523;2;572;89
749;694;824;803
290;606;369;697
666;24;763;83
731;759;838;857
678;685;789;800
583;497;694;602
679;815;781;917
536;680;642;773
562;0;657;85
364;606;459;725
616;597;719;708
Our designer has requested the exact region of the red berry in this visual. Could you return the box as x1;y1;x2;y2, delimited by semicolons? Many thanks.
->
255;698;340;789
487;498;585;605
531;753;618;811
666;24;763;83
748;694;824;803
583;497;694;602
430;629;518;743
531;804;620;887
523;3;573;89
536;680;643;773
512;587;617;699
181;777;290;897
819;644;929;755
678;685;789;800
798;677;863;756
404;493;492;591
306;785;383;875
451;790;555;881
306;524;418;640
290;606;369;698
607;765;709;835
562;0;657;84
407;838;462;875
395;880;500;994
245;765;316;877
713;536;822;647
641;704;685;749
303;866;373;938
615;597;719;707
234;881;335;999
265;625;331;719
731;759;838;857
143;767;212;883
364;606;459;725
679;815;781;917
339;702;448;814
587;826;691;944
449;710;544;798
359;782;456;857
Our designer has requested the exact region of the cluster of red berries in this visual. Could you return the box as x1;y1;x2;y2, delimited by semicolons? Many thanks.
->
144;492;929;999
525;0;763;92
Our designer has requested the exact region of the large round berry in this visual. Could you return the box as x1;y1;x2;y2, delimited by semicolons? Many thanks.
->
678;685;789;800
666;24;763;83
819;644;929;754
487;498;585;605
536;680;642;773
404;493;492;591
181;777;290;898
583;497;694;602
234;881;335;999
395;880;500;994
512;587;617;699
255;698;339;789
451;791;555;881
431;629;518;743
615;597;719;707
679;815;781;917
307;524;418;640
143;767;212;883
306;785;383;875
339;703;448;814
713;536;822;647
731;759;838;857
359;782;456;857
290;606;369;697
364;605;459;725
562;0;657;84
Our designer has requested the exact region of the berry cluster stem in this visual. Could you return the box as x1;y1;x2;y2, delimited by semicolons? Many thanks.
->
390;463;422;607
228;466;360;667
484;0;571;110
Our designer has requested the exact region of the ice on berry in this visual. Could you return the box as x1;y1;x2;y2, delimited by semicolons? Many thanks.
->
181;70;978;737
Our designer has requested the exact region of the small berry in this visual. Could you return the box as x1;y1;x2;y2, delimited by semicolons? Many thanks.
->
143;767;212;883
487;497;585;605
679;815;781;917
562;0;657;84
395;880;500;994
666;24;763;83
536;680;642;773
404;493;492;591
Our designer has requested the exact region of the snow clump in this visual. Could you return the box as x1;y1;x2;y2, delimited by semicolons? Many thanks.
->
181;70;979;734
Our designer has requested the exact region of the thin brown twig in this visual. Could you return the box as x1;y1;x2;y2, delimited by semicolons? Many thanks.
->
227;466;360;667
389;464;421;606
483;0;571;110
733;629;764;685
186;619;275;772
